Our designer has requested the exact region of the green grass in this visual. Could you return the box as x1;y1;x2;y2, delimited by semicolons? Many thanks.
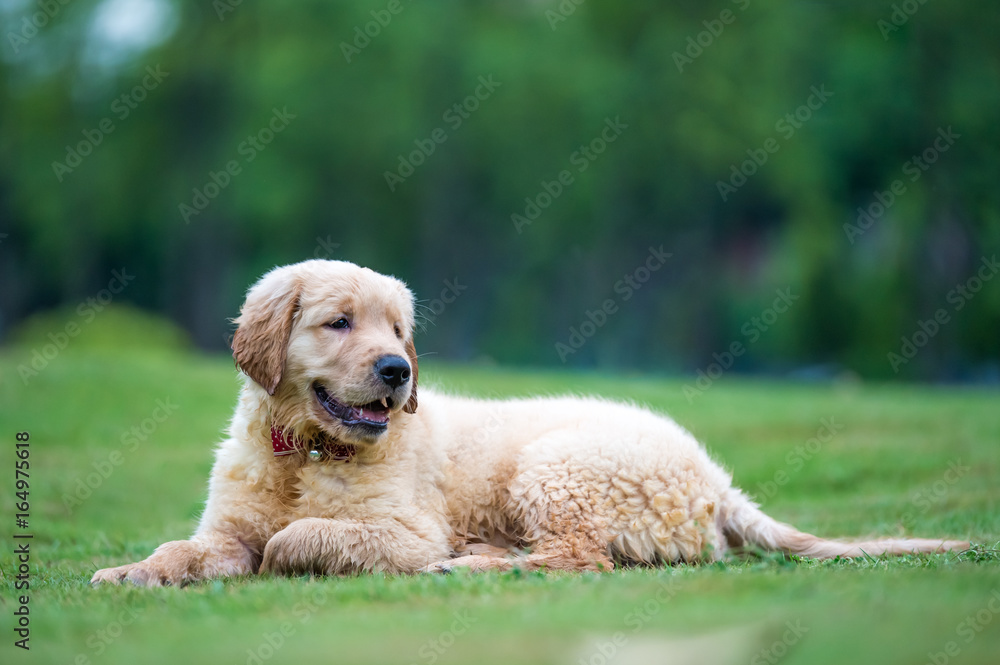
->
2;346;999;665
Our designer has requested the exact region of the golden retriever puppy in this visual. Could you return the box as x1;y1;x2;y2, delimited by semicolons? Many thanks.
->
91;260;967;585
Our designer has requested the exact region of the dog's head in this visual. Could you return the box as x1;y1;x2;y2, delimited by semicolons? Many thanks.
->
232;260;418;444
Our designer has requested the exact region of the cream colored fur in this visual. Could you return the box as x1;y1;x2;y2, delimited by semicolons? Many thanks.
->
91;260;967;586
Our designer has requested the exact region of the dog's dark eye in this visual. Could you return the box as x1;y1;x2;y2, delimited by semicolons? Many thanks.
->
394;325;402;339
328;318;350;330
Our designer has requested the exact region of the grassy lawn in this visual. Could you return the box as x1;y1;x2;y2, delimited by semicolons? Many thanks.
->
1;346;998;665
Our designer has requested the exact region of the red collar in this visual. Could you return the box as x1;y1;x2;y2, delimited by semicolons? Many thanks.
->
270;426;356;462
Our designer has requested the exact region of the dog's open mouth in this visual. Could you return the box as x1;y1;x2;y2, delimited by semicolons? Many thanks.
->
313;383;393;430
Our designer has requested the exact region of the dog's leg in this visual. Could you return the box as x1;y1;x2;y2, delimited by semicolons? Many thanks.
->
91;447;284;587
421;554;515;573
522;547;615;572
425;527;614;574
260;517;450;575
422;544;614;573
420;542;520;573
90;531;256;587
453;542;512;558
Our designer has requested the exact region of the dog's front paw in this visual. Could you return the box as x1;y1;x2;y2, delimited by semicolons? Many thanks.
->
91;561;178;587
91;540;206;587
260;518;330;575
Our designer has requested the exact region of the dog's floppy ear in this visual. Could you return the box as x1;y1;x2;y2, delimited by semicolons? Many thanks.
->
403;337;418;414
231;274;302;396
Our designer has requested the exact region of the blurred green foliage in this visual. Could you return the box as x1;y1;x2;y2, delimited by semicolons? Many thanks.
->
1;0;998;379
8;304;191;352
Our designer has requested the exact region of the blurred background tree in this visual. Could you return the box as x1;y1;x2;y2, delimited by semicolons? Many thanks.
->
1;0;997;381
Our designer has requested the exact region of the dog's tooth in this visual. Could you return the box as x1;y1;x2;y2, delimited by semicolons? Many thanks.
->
380;397;388;408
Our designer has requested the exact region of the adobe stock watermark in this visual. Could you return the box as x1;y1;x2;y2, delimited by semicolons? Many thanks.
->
311;235;341;259
878;0;932;41
717;85;833;201
887;255;998;373
246;624;295;665
407;610;477;665
844;126;960;244
512;116;628;234
178;107;296;223
673;0;752;73
51;65;169;182
575;577;678;665
62;397;180;514
213;0;245;20
415;278;468;332
682;288;799;402
17;269;135;385
72;606;143;664
921;588;1000;665
7;0;74;55
755;418;844;502
899;460;970;530
340;0;414;63
384;75;501;192
245;583;335;664
545;0;586;30
469;402;507;447
749;620;809;665
555;245;671;362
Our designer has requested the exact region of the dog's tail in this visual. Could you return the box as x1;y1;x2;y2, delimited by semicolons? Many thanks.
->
718;489;968;559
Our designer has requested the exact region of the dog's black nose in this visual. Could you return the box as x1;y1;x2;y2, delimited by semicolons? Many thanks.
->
374;355;411;388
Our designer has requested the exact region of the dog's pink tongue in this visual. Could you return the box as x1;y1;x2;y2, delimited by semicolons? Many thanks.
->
360;407;389;423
